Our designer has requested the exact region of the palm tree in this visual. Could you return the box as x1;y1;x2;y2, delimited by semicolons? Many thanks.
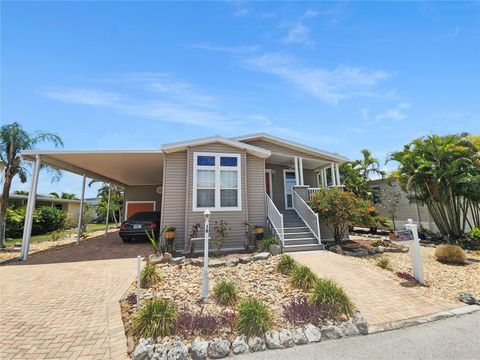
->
50;191;78;199
88;180;124;226
354;149;385;180
389;134;480;240
0;122;63;247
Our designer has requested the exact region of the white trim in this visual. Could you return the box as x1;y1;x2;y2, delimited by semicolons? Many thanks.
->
283;169;297;210
299;157;304;185
125;201;156;219
162;136;271;159
335;163;341;186
265;169;273;198
192;152;242;212
232;133;348;162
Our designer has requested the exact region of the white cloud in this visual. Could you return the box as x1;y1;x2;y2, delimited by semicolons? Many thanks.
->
359;107;370;120
283;24;313;47
191;43;260;54
244;53;391;105
376;103;411;121
41;88;120;106
232;8;249;17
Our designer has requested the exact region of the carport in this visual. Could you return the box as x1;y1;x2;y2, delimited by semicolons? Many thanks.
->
19;150;165;260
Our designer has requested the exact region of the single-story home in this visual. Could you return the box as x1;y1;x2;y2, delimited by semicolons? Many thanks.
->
19;133;347;259
6;193;81;223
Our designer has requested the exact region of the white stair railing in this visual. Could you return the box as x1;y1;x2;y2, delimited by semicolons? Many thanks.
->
266;194;284;246
292;189;321;244
307;187;321;201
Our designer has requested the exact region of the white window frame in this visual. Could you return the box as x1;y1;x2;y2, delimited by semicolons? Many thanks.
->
193;152;242;212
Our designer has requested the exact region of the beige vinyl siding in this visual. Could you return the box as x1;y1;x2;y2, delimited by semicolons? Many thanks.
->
161;151;188;250
247;154;266;228
265;163;317;210
124;185;162;214
243;138;318;159
186;142;248;251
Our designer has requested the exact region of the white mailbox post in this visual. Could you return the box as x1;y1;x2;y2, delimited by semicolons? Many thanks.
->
200;210;211;299
404;219;425;285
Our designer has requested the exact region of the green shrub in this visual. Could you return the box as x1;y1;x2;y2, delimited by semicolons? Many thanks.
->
133;299;178;338
276;255;297;275
236;297;273;337
259;237;281;252
435;244;466;265
5;207;25;238
291;265;318;290
33;206;67;234
309;278;355;318
470;227;480;241
140;264;162;288
213;280;237;306
376;257;392;270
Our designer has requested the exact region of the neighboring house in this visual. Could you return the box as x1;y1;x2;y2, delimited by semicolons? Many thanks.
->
20;133;348;253
370;178;439;233
6;193;81;223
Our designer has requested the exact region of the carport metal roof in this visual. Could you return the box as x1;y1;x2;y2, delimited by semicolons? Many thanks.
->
20;150;165;187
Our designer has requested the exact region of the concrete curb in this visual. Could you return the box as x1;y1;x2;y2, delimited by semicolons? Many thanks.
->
368;305;480;334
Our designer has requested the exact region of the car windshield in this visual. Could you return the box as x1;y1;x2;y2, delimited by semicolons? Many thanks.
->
128;211;160;221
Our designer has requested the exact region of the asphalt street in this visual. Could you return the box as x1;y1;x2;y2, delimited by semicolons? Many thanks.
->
240;312;480;360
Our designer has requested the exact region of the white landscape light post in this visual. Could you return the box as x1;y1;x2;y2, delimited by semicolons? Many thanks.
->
405;219;425;285
136;255;141;304
201;209;211;300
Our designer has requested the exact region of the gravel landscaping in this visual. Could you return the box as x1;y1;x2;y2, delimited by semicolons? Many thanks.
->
348;238;480;303
121;254;367;359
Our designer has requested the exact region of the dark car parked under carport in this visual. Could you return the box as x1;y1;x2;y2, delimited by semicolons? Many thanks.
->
119;211;161;242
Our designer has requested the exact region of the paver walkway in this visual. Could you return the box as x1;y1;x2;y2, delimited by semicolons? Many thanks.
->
291;251;458;325
0;232;150;360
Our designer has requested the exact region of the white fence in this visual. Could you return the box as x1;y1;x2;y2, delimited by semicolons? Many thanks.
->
266;194;284;246
292;189;321;244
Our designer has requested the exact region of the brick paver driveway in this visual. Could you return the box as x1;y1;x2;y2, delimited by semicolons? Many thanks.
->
0;231;149;360
291;251;459;326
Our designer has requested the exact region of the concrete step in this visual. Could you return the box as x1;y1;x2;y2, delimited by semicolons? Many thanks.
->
284;226;310;233
284;233;317;240
283;244;325;253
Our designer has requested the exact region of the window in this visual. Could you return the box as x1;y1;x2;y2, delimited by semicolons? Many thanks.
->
193;152;241;211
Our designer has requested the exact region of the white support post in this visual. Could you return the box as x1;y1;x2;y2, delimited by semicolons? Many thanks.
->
335;163;341;186
294;157;300;186
323;168;327;187
405;219;425;285
330;163;336;186
105;183;111;237
201;210;210;299
76;174;86;246
299;157;304;185
21;154;41;261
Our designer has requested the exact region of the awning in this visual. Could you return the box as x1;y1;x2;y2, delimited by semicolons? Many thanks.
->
20;150;164;187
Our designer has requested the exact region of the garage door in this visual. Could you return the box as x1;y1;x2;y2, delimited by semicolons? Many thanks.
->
126;201;155;219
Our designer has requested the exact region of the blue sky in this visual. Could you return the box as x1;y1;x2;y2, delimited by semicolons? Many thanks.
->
2;1;479;198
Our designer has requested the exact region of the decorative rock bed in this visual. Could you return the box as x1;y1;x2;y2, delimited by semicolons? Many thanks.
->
122;253;368;359
131;315;368;360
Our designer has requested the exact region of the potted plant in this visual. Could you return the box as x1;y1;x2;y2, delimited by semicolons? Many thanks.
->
164;226;176;239
255;225;265;242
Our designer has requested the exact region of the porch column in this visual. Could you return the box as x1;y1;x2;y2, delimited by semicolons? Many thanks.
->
104;183;111;237
294;157;300;185
335;163;341;186
298;157;304;185
76;174;86;246
330;163;336;186
21;154;41;261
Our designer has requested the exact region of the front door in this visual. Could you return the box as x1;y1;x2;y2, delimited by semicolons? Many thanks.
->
265;170;272;198
283;170;296;209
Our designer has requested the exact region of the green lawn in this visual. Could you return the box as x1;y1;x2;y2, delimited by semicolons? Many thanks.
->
7;223;117;244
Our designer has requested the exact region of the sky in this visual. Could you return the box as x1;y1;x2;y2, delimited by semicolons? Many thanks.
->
1;1;479;198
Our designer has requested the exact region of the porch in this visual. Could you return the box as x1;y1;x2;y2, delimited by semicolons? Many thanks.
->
263;153;344;252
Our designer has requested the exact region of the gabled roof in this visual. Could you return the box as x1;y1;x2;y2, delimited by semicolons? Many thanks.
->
232;133;348;162
161;135;271;159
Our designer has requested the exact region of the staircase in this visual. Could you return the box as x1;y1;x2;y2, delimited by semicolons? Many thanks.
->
282;210;324;253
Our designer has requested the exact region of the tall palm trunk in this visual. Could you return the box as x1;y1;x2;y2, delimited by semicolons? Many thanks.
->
0;171;14;248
